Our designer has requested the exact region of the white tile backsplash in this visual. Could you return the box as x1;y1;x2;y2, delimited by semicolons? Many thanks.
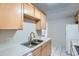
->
0;19;37;51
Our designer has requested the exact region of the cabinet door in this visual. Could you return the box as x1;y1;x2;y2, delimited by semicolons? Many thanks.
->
36;21;41;30
75;15;78;22
78;12;79;23
41;46;47;56
24;3;34;17
41;42;48;56
36;13;46;30
35;8;41;19
41;13;46;29
75;15;78;24
41;40;51;56
32;47;41;56
0;3;23;29
47;40;51;56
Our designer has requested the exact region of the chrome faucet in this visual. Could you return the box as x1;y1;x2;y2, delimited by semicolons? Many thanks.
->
29;32;35;43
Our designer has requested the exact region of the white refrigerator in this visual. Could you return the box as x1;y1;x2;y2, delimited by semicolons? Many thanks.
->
66;24;79;54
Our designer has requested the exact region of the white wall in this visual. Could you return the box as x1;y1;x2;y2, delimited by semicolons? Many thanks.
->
0;19;37;51
47;16;75;50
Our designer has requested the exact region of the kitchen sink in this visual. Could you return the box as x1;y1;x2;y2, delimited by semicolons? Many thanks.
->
21;39;43;48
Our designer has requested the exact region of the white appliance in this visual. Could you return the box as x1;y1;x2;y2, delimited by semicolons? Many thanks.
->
66;24;79;55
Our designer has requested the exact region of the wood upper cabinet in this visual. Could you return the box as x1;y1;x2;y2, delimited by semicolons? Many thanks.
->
23;3;46;30
0;3;23;29
35;7;41;19
36;21;41;30
77;12;79;23
75;14;78;21
24;3;35;17
75;11;79;24
41;13;46;29
36;13;46;30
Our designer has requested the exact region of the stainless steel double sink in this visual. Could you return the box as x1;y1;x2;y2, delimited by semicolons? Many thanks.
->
22;39;43;48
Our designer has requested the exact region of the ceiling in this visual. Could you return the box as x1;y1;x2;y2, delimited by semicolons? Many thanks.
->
33;3;79;20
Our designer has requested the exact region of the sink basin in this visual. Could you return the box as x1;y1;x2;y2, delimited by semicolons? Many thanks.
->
32;39;43;42
31;39;43;45
22;39;43;48
22;42;36;48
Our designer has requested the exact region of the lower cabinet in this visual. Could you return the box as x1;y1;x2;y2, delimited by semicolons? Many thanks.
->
32;47;41;56
41;43;48;56
47;40;51;56
32;40;51;56
41;40;51;56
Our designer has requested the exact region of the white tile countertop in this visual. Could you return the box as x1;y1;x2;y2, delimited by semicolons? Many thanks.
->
0;38;51;56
